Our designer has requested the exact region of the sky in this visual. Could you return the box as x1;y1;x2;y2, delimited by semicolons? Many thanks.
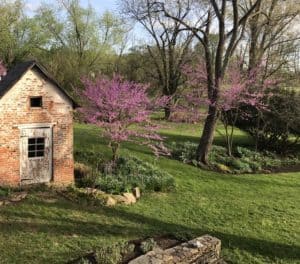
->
25;0;146;47
25;0;119;14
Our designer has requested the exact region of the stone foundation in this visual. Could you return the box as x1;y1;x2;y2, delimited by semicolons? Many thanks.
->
129;235;224;264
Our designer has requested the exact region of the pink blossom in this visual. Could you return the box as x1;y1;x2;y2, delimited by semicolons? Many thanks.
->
79;74;169;160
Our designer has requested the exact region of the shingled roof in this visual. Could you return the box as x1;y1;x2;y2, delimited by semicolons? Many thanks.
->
0;60;78;108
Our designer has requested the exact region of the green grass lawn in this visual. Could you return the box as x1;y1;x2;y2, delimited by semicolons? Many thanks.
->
0;123;299;263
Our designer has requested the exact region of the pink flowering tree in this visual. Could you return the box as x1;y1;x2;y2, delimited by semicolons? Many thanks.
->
168;62;208;123
167;89;207;124
182;59;275;156
219;63;276;156
80;75;169;162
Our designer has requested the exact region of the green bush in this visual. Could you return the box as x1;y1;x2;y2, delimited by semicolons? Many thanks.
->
97;156;176;194
74;150;104;169
74;151;176;194
169;141;197;164
168;142;299;173
94;242;132;264
0;188;10;198
139;238;157;254
234;88;300;154
74;162;99;188
96;176;127;194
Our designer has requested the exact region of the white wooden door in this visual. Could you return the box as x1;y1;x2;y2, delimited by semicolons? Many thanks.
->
20;127;52;184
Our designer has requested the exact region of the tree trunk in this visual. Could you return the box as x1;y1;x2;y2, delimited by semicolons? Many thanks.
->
196;104;219;164
110;142;120;163
164;106;171;120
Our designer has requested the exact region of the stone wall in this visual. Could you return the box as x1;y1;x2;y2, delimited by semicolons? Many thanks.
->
0;68;74;186
129;235;224;264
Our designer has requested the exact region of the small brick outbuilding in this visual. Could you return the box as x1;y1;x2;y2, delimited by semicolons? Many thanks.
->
0;61;77;186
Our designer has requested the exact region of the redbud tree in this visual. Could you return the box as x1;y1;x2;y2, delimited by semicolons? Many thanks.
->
80;75;168;162
182;60;275;156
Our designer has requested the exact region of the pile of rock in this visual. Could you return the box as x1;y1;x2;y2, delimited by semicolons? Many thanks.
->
105;187;141;206
0;191;27;206
129;235;226;264
83;187;141;207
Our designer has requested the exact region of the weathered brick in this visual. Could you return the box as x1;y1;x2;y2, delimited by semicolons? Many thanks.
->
0;68;74;186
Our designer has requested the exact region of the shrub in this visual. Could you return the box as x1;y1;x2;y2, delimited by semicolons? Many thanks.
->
168;141;299;173
169;141;197;164
234;88;300;154
0;187;10;198
97;156;176;194
75;151;176;194
74;150;104;169
96;176;127;194
227;158;252;173
94;242;132;264
74;162;99;188
139;238;157;254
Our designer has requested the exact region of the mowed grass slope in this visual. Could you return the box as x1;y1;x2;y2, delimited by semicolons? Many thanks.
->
0;123;299;264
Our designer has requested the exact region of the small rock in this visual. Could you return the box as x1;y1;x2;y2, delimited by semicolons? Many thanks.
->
122;192;136;204
106;196;117;207
0;200;4;206
86;188;98;194
216;163;231;173
95;190;105;195
10;197;21;202
9;192;27;202
132;187;141;199
114;195;127;204
188;240;203;248
261;169;272;174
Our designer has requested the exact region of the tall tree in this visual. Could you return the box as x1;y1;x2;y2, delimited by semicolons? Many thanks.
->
156;0;262;163
35;0;128;92
121;0;195;119
243;0;300;75
0;0;47;66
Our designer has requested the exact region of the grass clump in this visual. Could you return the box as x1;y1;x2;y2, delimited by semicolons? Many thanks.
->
69;242;136;264
139;238;157;254
0;187;10;198
61;186;107;206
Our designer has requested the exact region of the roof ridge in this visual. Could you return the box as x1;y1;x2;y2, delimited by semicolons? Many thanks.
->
0;60;78;108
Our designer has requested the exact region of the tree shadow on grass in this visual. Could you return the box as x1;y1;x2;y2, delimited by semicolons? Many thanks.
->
204;172;300;189
1;198;299;263
159;130;254;147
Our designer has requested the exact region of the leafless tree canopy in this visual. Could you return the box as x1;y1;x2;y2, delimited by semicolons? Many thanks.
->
147;0;263;163
121;0;196;119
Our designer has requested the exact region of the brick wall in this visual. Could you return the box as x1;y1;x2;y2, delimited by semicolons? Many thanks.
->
0;68;74;186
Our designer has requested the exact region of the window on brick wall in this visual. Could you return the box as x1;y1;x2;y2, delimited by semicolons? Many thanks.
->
28;138;45;158
30;96;43;107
